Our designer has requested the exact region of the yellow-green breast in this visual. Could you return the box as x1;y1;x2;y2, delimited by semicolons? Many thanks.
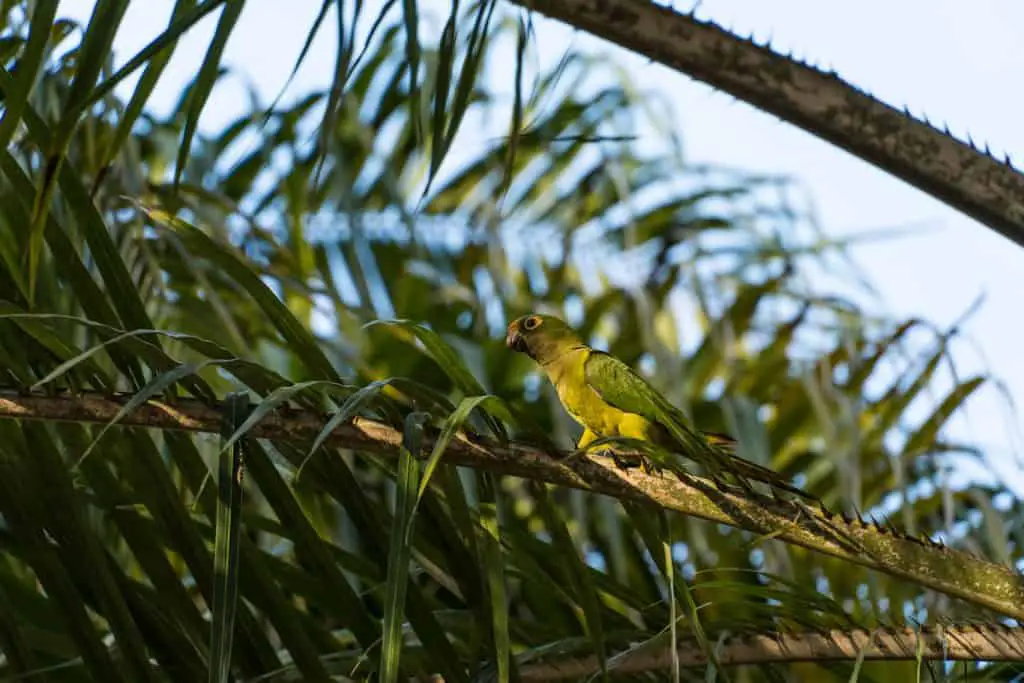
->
544;348;653;440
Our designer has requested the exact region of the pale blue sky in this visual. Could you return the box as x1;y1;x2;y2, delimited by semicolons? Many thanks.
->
57;0;1024;489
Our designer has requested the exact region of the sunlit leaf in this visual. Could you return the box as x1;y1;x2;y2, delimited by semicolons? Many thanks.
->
175;0;245;187
209;392;249;683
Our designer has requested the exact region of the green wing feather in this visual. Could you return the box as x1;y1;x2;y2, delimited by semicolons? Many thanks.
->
581;351;661;418
584;351;812;499
583;351;717;463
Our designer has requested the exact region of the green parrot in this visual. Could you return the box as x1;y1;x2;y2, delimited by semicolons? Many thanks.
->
506;312;807;497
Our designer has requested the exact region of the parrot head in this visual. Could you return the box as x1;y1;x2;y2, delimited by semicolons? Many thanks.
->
505;314;583;364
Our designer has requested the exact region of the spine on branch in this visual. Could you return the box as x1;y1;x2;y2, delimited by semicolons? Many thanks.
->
520;624;1024;680
1;391;1022;621
508;0;1024;248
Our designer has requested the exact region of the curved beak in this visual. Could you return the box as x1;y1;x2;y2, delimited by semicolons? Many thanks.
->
505;321;527;353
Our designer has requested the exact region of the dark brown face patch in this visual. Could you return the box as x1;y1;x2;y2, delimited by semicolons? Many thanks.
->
507;331;528;353
505;320;529;353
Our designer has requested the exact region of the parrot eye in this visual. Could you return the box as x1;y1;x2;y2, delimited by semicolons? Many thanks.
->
523;316;541;331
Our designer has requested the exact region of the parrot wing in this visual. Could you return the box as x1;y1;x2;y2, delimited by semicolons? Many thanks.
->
582;350;716;463
580;350;660;419
584;350;814;500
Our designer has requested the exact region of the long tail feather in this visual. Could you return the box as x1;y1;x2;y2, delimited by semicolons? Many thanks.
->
701;431;816;501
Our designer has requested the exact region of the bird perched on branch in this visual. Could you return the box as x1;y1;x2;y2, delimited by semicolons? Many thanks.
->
506;313;810;499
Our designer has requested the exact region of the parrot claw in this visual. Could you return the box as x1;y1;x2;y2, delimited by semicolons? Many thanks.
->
595;449;663;476
583;448;635;471
640;458;663;477
609;451;635;471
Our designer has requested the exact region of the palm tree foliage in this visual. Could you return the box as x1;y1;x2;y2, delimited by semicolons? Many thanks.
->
0;1;1017;681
